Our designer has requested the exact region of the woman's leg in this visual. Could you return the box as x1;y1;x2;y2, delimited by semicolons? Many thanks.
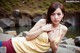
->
2;39;16;53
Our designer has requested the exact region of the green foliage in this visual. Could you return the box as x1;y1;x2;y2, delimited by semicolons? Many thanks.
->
0;0;80;15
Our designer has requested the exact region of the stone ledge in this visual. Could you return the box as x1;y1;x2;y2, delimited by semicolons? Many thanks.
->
0;47;6;53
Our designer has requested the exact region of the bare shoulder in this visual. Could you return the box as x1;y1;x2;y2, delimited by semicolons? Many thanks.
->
39;19;46;23
61;24;68;32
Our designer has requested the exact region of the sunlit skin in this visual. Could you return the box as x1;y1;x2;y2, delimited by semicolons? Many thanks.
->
50;8;64;27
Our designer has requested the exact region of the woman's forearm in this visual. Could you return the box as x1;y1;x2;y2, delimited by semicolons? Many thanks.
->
26;24;52;41
26;28;43;41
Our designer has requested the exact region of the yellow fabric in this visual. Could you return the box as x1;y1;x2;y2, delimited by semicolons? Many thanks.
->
54;36;61;44
12;32;50;53
54;24;62;44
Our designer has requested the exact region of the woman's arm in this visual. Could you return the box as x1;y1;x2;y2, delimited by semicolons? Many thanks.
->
48;25;68;53
57;26;68;45
60;26;68;40
50;40;58;53
25;19;45;41
25;27;43;41
29;19;46;32
48;31;58;53
25;19;52;41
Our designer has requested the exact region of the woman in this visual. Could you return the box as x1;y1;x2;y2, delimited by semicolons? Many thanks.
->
0;2;68;53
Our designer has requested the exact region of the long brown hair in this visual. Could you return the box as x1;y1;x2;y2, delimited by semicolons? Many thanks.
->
46;2;65;24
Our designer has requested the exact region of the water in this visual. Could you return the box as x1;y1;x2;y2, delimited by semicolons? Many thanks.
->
66;25;80;38
3;25;80;38
3;26;32;35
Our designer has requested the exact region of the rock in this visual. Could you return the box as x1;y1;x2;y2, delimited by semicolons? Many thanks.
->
59;44;80;53
0;20;8;28
0;18;15;28
61;38;75;45
0;34;15;41
0;27;3;33
63;21;72;27
12;9;20;18
57;47;75;53
74;36;80;47
46;44;80;53
0;47;6;53
19;16;31;26
33;16;42;23
5;31;17;36
17;31;28;37
62;37;68;40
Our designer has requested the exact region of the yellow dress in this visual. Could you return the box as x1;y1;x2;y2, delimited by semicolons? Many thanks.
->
11;24;62;53
11;32;50;53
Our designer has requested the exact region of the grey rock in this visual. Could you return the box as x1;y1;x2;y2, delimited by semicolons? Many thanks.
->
59;44;80;53
0;47;6;53
0;34;14;41
61;38;75;45
19;16;31;26
0;18;15;28
0;27;3;33
74;36;80;47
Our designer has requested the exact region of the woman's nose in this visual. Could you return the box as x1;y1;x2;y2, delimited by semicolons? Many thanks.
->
54;15;58;19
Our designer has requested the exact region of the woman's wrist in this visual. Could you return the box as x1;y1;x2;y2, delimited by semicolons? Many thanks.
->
41;27;45;32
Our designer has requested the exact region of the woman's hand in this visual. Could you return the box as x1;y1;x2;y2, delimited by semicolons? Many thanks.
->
50;40;58;53
48;31;55;42
48;32;58;53
41;24;52;32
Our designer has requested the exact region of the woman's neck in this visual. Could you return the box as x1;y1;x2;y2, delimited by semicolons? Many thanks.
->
52;24;60;29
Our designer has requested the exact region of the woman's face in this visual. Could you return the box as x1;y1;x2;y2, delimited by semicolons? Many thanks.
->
50;8;64;25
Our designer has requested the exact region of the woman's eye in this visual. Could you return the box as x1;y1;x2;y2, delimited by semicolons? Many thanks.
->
51;13;55;15
57;13;61;16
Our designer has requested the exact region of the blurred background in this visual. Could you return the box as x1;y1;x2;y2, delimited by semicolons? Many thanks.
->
0;0;80;38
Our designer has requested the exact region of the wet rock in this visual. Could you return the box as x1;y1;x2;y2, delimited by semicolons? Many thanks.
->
57;47;75;53
5;30;17;36
74;36;80;47
0;18;15;28
33;14;45;24
0;47;6;53
0;27;3;33
0;34;15;41
0;20;8;28
63;21;72;27
19;16;31;26
33;15;42;23
61;38;75;45
59;44;80;53
62;37;68;40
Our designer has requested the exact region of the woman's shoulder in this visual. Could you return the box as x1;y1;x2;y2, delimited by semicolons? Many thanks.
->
38;19;46;25
60;24;68;31
39;19;46;23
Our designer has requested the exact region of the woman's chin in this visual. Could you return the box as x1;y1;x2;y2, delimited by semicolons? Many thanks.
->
53;22;60;25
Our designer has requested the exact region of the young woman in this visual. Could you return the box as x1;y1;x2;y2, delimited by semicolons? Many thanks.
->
0;2;68;53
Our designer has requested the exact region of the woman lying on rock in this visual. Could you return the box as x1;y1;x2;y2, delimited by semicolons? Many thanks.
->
0;2;68;53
